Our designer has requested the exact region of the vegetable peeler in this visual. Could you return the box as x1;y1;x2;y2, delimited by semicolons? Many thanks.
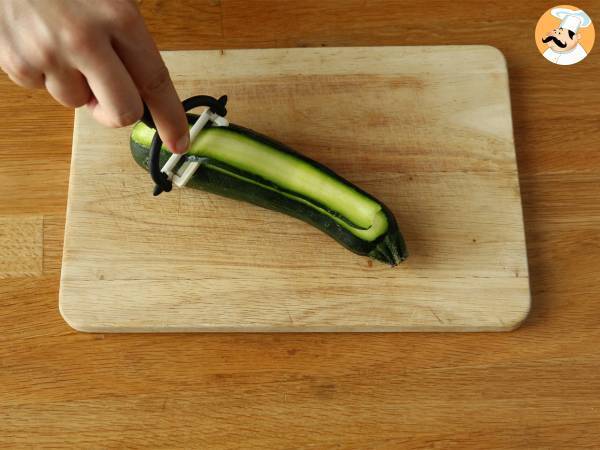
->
140;95;229;196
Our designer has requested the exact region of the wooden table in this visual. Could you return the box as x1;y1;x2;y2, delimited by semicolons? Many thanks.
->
1;1;599;447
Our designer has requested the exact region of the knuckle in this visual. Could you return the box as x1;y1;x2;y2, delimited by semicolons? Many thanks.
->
63;93;90;109
139;65;172;96
33;44;57;69
10;60;34;81
63;27;96;53
111;106;143;127
3;52;30;79
106;1;140;31
73;91;92;108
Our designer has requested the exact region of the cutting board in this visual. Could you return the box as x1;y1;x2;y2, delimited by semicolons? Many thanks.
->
59;46;530;332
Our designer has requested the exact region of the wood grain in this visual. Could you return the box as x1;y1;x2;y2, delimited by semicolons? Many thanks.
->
1;0;600;447
0;216;43;278
59;47;529;332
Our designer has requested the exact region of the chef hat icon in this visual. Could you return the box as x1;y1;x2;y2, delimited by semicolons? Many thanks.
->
551;7;592;33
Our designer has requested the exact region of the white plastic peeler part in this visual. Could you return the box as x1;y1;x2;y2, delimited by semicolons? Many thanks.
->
160;108;228;188
210;114;229;127
172;158;208;188
160;153;183;179
188;108;213;142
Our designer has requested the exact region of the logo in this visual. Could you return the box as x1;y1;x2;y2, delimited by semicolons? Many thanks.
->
535;5;595;65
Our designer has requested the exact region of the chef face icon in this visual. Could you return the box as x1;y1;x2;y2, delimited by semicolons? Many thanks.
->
542;26;580;52
535;5;595;65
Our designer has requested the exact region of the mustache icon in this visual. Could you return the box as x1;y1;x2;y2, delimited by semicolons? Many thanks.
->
542;35;567;48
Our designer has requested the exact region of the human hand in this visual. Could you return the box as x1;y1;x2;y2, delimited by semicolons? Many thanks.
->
0;0;189;153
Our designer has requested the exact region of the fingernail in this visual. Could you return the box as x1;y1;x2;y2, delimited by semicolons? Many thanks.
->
174;134;189;154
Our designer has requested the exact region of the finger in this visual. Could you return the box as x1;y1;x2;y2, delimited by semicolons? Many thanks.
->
112;25;188;153
5;71;45;89
44;69;92;108
0;58;45;89
0;28;45;89
77;44;143;128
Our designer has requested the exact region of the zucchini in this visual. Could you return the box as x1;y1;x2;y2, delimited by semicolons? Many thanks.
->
130;114;408;265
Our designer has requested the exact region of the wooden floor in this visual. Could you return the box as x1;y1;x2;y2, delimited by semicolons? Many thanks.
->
1;0;599;447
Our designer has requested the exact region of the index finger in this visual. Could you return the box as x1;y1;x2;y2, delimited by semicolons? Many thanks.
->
113;21;189;153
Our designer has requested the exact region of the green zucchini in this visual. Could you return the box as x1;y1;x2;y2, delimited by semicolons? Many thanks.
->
130;114;408;265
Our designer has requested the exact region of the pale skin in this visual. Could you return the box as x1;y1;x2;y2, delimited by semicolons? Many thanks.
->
0;0;189;153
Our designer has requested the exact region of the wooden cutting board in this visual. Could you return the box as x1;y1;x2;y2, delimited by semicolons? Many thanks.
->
59;46;530;332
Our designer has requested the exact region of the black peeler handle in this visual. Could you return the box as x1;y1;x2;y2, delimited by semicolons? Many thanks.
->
141;94;228;196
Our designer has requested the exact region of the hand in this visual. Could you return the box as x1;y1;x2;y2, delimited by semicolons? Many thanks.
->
0;0;189;153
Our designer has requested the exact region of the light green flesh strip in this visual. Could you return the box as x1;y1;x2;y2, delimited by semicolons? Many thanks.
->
132;122;388;240
207;162;388;241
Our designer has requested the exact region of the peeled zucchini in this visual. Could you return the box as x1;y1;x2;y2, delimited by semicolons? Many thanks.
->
130;114;408;265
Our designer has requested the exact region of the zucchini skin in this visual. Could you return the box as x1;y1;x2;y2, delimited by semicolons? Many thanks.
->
130;114;408;265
